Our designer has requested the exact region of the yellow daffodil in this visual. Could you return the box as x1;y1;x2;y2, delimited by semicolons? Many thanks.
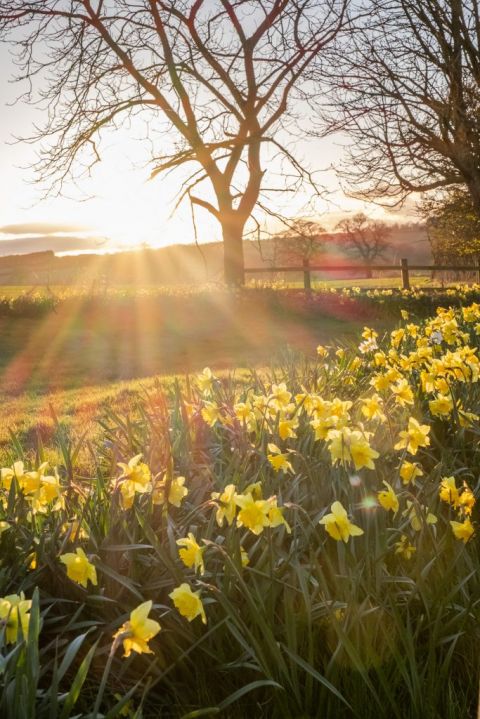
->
459;485;475;516
169;583;207;624
201;401;222;427
113;600;160;657
60;547;97;588
399;461;424;485
61;519;89;542
266;496;291;533
211;484;237;526
429;394;454;418
439;476;461;508
403;501;437;532
361;394;386;421
278;417;298;440
0;593;31;643
269;383;292;409
450;518;475;543
391;379;414;406
327;427;379;470
234;493;271;535
240;546;250;567
394;535;416;560
267;443;294;473
117;455;151;509
377;481;399;514
196;367;215;394
316;345;329;358
152;475;188;507
177;533;206;575
394;417;430;455
319;501;364;543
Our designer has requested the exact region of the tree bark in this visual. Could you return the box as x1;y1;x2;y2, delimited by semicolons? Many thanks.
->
222;218;245;286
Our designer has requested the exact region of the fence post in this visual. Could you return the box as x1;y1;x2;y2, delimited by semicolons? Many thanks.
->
401;258;410;290
476;260;480;285
303;258;311;292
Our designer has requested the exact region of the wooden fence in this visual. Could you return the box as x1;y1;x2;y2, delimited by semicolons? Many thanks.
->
245;258;480;291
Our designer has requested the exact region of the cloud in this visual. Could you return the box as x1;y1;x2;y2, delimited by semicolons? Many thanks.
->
0;235;108;255
0;222;91;236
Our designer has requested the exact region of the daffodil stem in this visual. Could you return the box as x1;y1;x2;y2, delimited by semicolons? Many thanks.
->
92;636;120;718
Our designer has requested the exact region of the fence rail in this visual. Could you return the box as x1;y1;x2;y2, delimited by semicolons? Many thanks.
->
245;258;480;291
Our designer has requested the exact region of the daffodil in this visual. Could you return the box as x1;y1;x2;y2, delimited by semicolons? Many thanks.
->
429;394;454;418
319;501;364;543
266;496;291;533
267;443;294;473
459;485;475;516
240;546;250;567
439;476;461;508
211;484;237;526
169;583;207;624
60;547;97;588
450;518;475;543
391;379;414;406
196;367;215;394
377;481;399;514
327;427;379;470
361;394;385;421
394;535;416;560
117;455;151;509
269;382;292;410
177;533;206;575
113;600;161;657
234;493;271;535
201;401;222;427
394;417;430;455
399;461;424;485
152;475;188;507
403;501;437;532
0;593;31;644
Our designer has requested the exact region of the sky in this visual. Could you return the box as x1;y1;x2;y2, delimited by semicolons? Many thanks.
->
0;43;415;258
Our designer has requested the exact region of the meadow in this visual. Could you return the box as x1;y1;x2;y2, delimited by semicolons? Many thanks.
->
0;284;479;718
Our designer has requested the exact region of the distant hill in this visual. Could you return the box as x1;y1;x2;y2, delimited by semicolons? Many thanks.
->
0;225;431;286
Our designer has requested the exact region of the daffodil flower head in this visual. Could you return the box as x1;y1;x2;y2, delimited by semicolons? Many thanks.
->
235;492;271;535
60;547;97;588
267;443;294;473
196;367;215;394
113;600;161;657
176;533;206;575
0;593;31;644
377;481;399;514
319;501;364;543
450;518;475;543
169;583;207;624
211;484;237;526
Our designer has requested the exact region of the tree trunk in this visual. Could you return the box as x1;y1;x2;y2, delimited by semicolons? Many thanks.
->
222;219;245;286
365;264;373;279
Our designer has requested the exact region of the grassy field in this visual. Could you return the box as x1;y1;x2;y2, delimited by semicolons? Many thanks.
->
0;295;479;718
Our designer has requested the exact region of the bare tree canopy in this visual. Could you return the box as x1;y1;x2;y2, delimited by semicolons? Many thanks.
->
335;212;391;276
273;218;327;265
327;0;480;214
0;0;349;285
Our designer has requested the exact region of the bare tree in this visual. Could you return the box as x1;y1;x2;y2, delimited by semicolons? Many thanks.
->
335;212;391;277
326;0;480;215
273;218;327;265
0;1;349;285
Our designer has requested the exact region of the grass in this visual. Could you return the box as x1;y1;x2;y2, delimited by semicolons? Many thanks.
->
0;296;479;717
